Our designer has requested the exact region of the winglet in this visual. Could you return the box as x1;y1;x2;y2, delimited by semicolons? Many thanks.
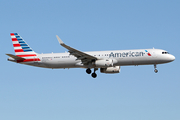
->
56;35;64;45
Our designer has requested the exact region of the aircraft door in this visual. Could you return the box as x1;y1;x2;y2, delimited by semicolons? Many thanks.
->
152;50;157;58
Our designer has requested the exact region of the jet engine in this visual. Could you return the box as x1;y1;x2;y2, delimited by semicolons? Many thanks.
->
95;59;113;67
100;66;120;73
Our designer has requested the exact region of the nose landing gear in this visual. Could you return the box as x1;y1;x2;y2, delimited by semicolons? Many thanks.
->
154;69;158;73
154;64;158;73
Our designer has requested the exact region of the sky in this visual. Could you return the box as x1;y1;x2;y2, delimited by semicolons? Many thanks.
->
1;0;180;120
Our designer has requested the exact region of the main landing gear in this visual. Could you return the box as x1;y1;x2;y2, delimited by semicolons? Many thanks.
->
86;68;91;74
86;68;98;78
154;64;158;73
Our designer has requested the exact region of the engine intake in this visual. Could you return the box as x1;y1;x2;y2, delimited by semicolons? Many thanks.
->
100;66;120;74
95;59;113;67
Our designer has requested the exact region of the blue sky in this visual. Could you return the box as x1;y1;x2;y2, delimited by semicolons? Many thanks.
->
1;0;180;120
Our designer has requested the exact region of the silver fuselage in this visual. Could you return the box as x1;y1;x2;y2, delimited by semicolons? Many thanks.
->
18;49;175;69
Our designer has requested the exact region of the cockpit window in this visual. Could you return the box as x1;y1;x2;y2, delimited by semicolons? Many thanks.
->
162;52;169;54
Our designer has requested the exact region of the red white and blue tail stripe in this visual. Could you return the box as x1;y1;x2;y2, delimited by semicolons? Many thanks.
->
10;33;40;62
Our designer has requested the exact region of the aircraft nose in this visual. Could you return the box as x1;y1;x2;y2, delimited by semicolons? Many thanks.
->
169;55;175;61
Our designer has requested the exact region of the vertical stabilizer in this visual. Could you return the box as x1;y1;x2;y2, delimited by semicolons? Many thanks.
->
10;33;40;62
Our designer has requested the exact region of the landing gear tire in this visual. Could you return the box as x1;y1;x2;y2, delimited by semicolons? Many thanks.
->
86;68;91;74
91;73;97;78
154;69;158;73
154;64;158;73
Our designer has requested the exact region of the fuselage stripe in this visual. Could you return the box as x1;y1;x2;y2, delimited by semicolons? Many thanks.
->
17;58;41;63
16;54;37;57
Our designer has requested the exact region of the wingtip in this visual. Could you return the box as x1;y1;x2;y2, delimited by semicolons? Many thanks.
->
56;35;64;44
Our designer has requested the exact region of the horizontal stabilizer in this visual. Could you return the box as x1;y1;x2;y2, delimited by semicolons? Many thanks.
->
6;54;25;60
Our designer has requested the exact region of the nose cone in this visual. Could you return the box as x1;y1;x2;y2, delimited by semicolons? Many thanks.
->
169;55;175;61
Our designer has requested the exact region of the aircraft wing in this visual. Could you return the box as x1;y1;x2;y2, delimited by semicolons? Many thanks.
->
56;35;97;64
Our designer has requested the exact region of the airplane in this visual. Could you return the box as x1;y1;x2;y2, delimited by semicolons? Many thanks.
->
6;33;175;78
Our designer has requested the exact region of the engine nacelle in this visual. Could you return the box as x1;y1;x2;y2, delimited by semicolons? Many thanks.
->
95;59;113;67
100;66;120;74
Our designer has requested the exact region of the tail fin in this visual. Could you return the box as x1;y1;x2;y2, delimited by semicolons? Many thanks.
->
10;33;40;62
10;33;36;54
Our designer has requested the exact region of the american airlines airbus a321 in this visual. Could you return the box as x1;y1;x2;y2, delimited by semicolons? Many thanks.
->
7;33;175;78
